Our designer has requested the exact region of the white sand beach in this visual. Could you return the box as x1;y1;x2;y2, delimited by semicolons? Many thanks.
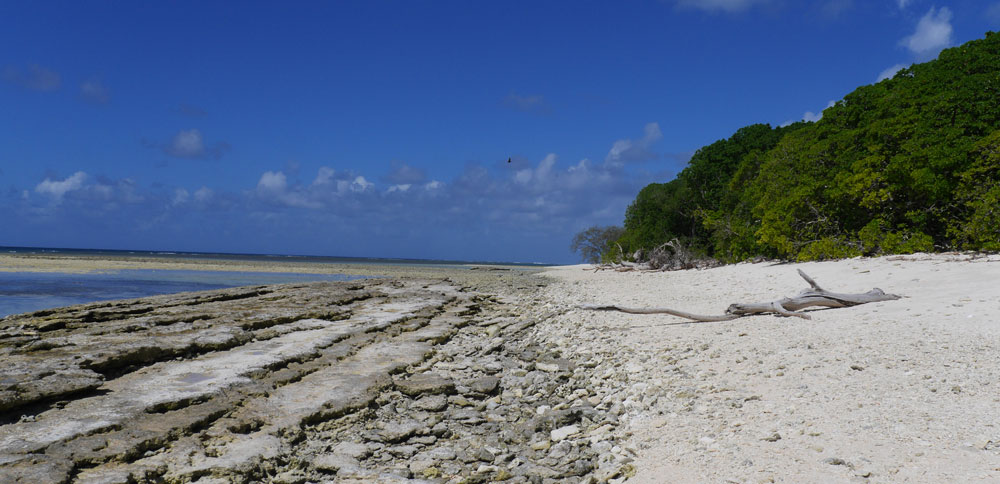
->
539;253;1000;483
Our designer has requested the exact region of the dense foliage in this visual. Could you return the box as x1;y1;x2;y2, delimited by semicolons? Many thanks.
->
614;31;1000;262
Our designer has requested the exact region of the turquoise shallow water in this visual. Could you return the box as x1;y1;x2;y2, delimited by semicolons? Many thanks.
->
0;269;364;318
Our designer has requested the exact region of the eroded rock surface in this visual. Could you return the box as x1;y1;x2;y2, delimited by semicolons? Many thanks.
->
0;277;632;483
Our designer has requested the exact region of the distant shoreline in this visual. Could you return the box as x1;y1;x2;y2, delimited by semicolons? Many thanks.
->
0;246;552;269
0;252;548;277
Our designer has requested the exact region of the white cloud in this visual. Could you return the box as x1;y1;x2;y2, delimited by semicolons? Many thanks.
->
257;171;287;193
92;184;114;200
174;186;213;206
35;172;86;200
877;63;908;82
193;187;213;202
390;181;441;194
384;161;426;185
605;122;662;166
780;100;837;127
171;188;189;206
536;153;556;181
514;154;560;185
568;159;590;174
802;100;836;123
566;159;602;190
897;0;911;9
312;166;336;186
255;171;320;208
168;129;206;158
80;78;110;104
351;176;373;192
675;0;769;13
161;129;229;160
30;173;150;209
337;176;375;195
116;178;143;203
2;64;60;91
901;7;953;58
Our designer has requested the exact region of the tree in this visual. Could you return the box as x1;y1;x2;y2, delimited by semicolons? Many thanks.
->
571;225;625;263
620;180;692;254
953;129;1000;250
614;31;1000;262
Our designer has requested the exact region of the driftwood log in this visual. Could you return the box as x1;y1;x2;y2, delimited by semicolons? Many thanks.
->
579;269;902;322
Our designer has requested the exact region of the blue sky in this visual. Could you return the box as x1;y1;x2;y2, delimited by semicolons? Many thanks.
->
2;1;998;263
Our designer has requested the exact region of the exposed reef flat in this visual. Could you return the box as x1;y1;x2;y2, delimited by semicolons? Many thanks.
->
0;252;530;277
0;268;634;483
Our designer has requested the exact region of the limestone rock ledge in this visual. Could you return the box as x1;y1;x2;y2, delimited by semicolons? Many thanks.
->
0;278;632;484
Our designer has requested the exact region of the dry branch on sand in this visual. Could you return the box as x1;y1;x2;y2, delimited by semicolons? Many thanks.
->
579;269;902;322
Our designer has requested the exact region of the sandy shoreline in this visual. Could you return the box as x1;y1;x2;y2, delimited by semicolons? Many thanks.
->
0;252;541;279
538;253;1000;483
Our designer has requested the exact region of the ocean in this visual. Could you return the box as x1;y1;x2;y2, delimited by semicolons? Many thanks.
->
0;269;365;318
0;246;509;267
0;246;546;318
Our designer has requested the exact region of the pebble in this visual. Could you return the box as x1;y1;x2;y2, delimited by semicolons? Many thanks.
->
313;453;359;472
394;373;456;397
408;459;437;474
422;447;457;461
379;420;425;442
531;440;552;451
271;470;307;484
473;447;496;462
413;394;449;411
470;375;502;394
331;441;370;459
551;424;581;441
389;445;419;458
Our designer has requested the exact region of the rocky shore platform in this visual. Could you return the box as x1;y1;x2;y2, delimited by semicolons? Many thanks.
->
0;274;636;484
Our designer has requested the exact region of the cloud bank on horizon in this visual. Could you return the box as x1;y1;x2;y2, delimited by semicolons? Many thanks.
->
9;125;662;263
2;1;999;263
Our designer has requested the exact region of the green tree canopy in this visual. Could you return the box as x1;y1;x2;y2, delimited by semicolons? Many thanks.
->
612;31;1000;262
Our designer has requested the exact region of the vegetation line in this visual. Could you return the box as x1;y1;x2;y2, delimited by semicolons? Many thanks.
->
574;31;1000;265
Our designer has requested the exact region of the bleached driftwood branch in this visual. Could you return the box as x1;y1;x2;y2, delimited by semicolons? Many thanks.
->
579;269;901;322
